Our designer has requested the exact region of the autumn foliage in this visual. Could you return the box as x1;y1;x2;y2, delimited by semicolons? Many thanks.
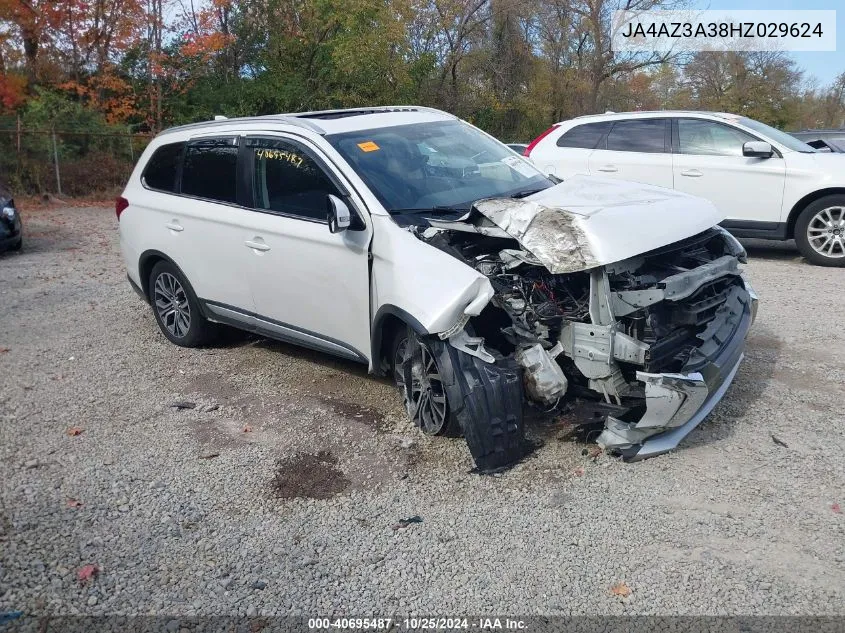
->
0;0;843;196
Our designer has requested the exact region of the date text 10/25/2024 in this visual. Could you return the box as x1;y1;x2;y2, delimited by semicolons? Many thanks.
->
308;618;528;630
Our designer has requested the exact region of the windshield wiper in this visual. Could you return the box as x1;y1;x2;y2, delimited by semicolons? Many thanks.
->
509;187;547;199
389;206;467;216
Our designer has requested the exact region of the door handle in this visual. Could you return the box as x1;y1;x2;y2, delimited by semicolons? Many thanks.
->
165;221;183;232
244;240;270;252
596;165;618;173
680;169;703;177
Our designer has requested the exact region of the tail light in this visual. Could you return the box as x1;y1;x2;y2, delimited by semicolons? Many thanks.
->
523;124;559;157
115;196;129;220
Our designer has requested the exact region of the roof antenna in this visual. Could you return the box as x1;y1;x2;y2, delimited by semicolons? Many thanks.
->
213;115;228;121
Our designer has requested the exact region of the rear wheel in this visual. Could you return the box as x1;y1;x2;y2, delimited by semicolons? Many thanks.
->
148;261;216;347
795;195;845;267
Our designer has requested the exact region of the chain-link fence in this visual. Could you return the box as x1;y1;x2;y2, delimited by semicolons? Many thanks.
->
0;122;152;197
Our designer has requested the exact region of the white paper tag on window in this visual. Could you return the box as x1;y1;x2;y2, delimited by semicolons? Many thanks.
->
501;155;538;178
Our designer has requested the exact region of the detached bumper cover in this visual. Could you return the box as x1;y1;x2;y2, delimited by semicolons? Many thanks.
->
598;278;757;461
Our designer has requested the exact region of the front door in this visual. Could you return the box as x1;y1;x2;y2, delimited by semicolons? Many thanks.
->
671;118;786;223
241;135;373;364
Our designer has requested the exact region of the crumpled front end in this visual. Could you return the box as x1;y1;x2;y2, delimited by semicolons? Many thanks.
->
562;228;757;460
409;212;756;464
596;274;756;460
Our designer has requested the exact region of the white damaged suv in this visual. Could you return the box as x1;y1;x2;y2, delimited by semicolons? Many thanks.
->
118;106;757;471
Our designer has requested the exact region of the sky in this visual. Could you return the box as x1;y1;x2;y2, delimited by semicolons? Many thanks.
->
698;0;844;86
167;0;843;87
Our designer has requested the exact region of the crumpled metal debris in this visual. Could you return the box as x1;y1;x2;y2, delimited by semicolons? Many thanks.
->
473;198;598;274
515;342;568;405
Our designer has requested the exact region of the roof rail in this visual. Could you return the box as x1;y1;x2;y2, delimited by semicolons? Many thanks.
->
158;106;456;138
288;105;455;120
158;114;325;137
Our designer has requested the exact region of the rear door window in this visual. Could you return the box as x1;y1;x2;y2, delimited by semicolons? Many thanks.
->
605;119;668;153
557;122;611;149
180;138;239;204
142;142;184;192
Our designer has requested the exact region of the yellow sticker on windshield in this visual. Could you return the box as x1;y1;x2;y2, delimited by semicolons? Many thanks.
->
357;141;380;152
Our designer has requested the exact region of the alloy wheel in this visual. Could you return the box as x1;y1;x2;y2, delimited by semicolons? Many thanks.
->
807;206;845;259
407;342;449;435
153;272;191;338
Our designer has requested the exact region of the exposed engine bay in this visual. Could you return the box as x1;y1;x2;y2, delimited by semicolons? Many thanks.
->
400;205;756;468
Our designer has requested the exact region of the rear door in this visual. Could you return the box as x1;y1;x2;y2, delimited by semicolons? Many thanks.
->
588;118;673;188
240;135;373;363
671;118;786;223
146;136;257;314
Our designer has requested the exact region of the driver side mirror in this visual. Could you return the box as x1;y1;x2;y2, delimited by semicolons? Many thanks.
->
743;141;774;158
327;194;351;233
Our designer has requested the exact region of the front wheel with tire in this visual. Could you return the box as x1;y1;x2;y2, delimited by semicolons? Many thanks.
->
794;195;845;267
397;330;527;471
148;261;216;347
398;333;462;437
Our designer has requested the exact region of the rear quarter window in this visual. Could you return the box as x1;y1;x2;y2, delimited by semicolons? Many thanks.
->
556;122;611;149
141;142;184;192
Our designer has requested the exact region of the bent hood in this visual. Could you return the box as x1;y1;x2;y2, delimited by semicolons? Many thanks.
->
472;175;725;274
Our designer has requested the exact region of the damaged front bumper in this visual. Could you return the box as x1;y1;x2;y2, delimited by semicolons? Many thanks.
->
598;278;757;461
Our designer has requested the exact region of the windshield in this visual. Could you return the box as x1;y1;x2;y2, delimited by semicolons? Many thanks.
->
738;117;817;153
327;120;554;213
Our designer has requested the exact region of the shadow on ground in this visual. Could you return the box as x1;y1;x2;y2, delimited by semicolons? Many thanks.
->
740;238;804;262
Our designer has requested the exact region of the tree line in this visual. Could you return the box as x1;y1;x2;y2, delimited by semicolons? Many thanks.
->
1;0;844;193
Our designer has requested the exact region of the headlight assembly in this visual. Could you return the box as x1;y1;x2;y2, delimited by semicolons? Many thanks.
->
1;206;16;221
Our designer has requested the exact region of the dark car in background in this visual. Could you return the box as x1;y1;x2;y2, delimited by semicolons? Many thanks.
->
790;129;845;153
0;185;22;253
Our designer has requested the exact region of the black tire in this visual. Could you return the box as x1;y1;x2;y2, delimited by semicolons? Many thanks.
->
400;332;527;471
794;195;845;267
10;237;21;251
148;261;216;347
400;334;462;438
387;324;411;389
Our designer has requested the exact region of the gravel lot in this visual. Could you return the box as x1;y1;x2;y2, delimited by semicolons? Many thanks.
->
1;205;844;617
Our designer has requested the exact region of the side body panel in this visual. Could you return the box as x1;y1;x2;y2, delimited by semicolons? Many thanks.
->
779;152;845;224
369;215;493;336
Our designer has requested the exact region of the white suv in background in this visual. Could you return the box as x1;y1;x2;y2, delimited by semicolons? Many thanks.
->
525;111;845;266
119;106;756;469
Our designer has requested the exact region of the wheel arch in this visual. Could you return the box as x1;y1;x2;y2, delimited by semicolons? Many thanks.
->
786;188;845;238
138;250;178;300
138;250;207;316
370;304;429;376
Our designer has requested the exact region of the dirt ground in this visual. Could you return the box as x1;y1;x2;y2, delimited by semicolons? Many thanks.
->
1;204;844;617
